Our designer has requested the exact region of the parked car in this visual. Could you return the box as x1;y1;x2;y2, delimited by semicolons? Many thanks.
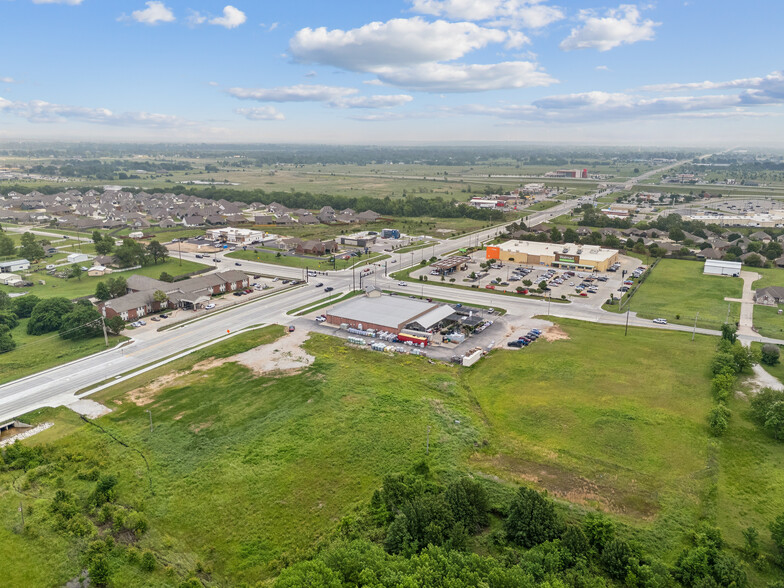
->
160;314;168;319
205;303;216;309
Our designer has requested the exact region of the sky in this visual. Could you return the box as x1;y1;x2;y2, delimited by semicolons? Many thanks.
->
1;0;783;146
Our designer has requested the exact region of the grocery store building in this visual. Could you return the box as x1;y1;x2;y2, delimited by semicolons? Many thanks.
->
488;240;619;271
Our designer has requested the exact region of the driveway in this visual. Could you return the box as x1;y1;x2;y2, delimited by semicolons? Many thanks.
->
727;270;760;337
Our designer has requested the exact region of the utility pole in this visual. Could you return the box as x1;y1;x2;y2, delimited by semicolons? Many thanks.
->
692;312;699;341
352;264;355;291
145;410;153;433
178;239;182;266
100;315;109;347
625;307;630;336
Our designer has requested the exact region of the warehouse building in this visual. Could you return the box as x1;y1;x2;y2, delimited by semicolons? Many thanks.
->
488;240;619;271
325;294;449;335
703;259;741;277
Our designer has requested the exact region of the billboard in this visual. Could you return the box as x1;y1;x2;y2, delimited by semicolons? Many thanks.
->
486;246;501;260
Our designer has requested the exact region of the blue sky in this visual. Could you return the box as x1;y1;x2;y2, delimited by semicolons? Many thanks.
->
1;0;783;145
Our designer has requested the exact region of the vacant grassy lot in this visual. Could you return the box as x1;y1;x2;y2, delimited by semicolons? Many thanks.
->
628;259;742;329
0;258;209;300
227;248;388;271
0;317;127;385
4;320;784;585
468;320;715;527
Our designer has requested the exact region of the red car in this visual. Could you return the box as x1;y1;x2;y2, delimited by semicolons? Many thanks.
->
485;284;496;290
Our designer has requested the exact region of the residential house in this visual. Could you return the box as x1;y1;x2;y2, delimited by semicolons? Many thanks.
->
754;286;784;306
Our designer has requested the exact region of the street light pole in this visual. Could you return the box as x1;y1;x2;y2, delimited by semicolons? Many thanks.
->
625;308;630;336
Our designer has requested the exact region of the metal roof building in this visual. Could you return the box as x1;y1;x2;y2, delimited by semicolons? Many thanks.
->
703;259;741;277
326;294;440;334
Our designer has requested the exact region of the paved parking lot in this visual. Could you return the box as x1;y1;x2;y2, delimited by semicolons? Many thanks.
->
406;252;646;308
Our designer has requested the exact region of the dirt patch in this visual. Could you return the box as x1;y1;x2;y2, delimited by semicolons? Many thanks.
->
473;453;657;518
126;329;315;407
173;412;186;421
233;328;315;375
541;325;570;342
126;357;226;407
190;419;213;434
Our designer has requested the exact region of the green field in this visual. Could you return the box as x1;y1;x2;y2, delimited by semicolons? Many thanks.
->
748;268;784;337
226;248;389;271
0;258;209;300
625;259;742;330
3;320;784;585
0;317;127;385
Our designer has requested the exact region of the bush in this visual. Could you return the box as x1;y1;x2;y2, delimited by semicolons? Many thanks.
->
771;513;784;553
709;405;731;437
0;325;15;354
711;372;735;403
0;311;19;330
88;554;111;586
762;344;781;366
600;538;636;580
11;294;40;318
750;389;784;441
443;478;489;533
140;550;157;572
583;513;616;551
504;487;562;548
27;297;74;335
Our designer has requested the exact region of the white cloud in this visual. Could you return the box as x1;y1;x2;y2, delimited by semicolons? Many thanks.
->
642;71;782;93
32;0;84;4
374;61;556;93
227;84;413;109
331;95;414;109
209;5;246;29
560;5;658;52
228;84;358;103
0;77;17;84
409;0;564;29
0;97;188;127
207;81;219;87
505;30;531;49
290;18;506;71
595;65;610;71
235;106;285;121
187;10;207;26
129;1;175;25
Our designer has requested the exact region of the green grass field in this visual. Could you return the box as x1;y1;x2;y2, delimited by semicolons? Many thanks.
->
227;248;389;271
748;268;784;337
3;320;784;585
0;317;127;385
627;259;742;330
0;258;209;300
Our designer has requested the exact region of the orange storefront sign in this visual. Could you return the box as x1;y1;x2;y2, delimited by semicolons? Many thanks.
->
486;246;500;259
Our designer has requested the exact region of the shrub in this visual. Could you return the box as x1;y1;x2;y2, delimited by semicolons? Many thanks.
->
600;538;636;580
583;513;616;551
709;405;731;437
504;487;562;548
140;550;157;572
762;344;781;366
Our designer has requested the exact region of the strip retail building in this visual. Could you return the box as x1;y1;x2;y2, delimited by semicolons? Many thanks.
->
487;240;619;271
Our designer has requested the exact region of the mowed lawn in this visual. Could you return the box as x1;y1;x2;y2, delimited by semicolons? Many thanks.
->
0;317;126;385
630;259;742;329
0;258;209;300
227;248;389;271
751;267;784;337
